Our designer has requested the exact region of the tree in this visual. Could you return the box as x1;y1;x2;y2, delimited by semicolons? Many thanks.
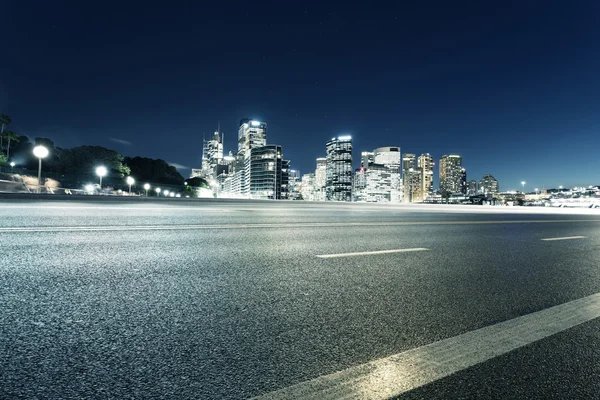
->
0;152;7;167
0;113;11;150
124;157;185;185
2;131;20;159
59;146;130;177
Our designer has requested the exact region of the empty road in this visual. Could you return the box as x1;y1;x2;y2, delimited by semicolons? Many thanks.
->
1;197;600;399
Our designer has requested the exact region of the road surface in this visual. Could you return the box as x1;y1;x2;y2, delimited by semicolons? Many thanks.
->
1;198;600;399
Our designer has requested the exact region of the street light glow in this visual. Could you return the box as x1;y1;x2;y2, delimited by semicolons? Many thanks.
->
170;192;175;197
126;176;135;186
96;166;107;177
84;184;94;193
10;162;15;167
33;145;49;159
155;187;161;194
144;183;150;190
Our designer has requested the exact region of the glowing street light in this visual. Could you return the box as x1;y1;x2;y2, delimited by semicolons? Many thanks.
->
521;181;526;193
163;190;169;197
169;192;175;197
126;176;135;194
9;161;15;173
144;183;150;196
155;187;161;196
32;145;49;193
96;166;107;189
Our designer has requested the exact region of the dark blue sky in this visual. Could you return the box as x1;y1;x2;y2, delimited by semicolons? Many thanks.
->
2;1;599;190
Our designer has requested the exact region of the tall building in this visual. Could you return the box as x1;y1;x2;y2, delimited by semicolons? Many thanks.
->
287;169;301;199
301;173;316;201
439;155;463;195
467;180;477;195
479;174;500;195
402;154;418;202
418;153;434;198
314;157;327;201
248;145;283;199
235;118;267;197
460;168;467;194
361;151;374;168
326;136;353;201
364;146;402;203
201;130;223;180
353;167;367;202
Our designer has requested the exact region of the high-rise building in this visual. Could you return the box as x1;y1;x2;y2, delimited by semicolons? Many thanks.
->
418;153;434;198
405;168;423;202
326;136;353;201
360;146;402;203
353;167;367;202
301;173;317;201
467;180;477;195
361;151;374;168
201;130;223;180
235;119;267;197
479;174;500;195
314;157;327;201
248;145;283;199
402;154;418;202
460;168;467;194
439;155;463;195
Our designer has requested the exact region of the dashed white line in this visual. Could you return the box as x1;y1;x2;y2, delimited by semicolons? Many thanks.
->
316;248;430;258
253;292;600;400
541;236;587;241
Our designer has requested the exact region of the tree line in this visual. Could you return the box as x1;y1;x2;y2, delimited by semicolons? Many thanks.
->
0;113;185;186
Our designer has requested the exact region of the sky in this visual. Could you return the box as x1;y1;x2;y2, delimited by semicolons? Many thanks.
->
1;0;599;190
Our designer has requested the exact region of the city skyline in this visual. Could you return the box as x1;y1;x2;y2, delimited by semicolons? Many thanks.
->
2;2;599;189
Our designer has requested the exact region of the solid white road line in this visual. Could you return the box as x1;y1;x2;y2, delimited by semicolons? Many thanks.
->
541;236;587;241
253;292;600;400
0;219;599;233
316;248;430;258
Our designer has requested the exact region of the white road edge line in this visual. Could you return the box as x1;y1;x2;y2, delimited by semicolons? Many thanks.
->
316;248;430;258
541;236;587;241
252;292;600;400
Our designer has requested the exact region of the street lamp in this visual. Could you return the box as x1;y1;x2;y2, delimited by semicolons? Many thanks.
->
164;190;169;197
126;176;135;194
521;181;526;193
32;145;49;193
96;166;107;189
9;161;15;173
155;187;161;196
144;183;150;197
170;192;175;197
535;188;539;195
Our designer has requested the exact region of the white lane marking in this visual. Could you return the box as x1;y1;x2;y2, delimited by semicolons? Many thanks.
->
316;248;429;258
541;236;587;241
0;220;599;233
253;292;600;400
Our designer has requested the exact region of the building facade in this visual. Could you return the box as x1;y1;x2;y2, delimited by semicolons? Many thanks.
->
326;136;353;201
467;180;477;195
479;174;500;195
248;145;283;199
418;153;434;198
439;154;463;195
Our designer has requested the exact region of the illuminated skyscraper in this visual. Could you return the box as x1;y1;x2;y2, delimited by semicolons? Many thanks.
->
439;155;463;195
201;130;223;180
236;118;267;196
402;153;418;201
467;180;477;195
326;136;353;201
460;168;467;194
418;153;434;198
479;174;500;195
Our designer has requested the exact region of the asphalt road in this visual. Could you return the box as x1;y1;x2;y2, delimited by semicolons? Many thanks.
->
1;198;600;399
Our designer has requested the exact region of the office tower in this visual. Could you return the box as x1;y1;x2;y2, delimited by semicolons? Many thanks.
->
418;153;434;198
404;168;423;202
361;146;402;203
325;136;353;201
353;167;367;202
467;180;477;195
287;169;301;199
301;173;316;201
315;157;327;201
361;151;374;168
402;153;417;202
460;168;467;194
201;130;223;180
248;145;283;199
479;174;500;195
235;118;267;197
439;154;463;195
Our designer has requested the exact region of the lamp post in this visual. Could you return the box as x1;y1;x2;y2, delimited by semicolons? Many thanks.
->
96;166;107;190
126;176;135;195
9;161;15;173
155;187;161;196
144;183;150;197
32;145;49;193
164;190;169;197
521;181;526;193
